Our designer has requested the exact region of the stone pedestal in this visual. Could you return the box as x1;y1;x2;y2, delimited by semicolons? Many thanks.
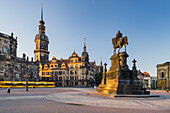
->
95;52;150;95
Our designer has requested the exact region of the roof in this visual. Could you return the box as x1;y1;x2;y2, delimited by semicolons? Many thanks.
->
143;71;150;77
60;59;69;67
0;32;17;41
70;51;79;58
90;62;95;68
44;57;69;68
157;62;170;67
35;33;49;42
52;56;56;60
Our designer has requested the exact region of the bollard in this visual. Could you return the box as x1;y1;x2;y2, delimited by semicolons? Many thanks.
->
7;87;10;93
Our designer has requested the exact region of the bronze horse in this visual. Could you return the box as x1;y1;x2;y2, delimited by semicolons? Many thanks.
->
112;36;128;54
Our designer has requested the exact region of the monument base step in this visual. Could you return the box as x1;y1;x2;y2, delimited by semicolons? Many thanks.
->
95;88;150;95
89;91;159;98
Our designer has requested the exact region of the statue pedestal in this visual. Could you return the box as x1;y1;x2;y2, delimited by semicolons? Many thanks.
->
95;52;150;95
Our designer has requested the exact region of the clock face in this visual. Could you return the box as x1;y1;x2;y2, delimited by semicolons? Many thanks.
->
42;36;44;39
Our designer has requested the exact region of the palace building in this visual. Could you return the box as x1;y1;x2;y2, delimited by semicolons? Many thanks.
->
157;62;170;89
34;4;103;87
0;32;39;81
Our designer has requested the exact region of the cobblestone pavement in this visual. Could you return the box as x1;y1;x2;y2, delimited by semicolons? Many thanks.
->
0;88;170;113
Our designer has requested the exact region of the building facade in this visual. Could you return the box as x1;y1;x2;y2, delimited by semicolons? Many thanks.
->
0;32;39;81
137;70;157;89
157;62;170;89
34;4;102;87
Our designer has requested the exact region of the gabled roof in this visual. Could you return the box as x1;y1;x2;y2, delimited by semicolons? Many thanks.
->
44;57;69;68
60;59;69;67
70;51;79;58
143;71;150;77
157;62;170;67
52;56;56;60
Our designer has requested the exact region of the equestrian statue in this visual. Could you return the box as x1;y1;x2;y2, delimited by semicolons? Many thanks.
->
112;30;128;54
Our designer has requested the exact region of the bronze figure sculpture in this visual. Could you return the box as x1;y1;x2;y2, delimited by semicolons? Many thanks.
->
112;31;128;54
93;30;150;95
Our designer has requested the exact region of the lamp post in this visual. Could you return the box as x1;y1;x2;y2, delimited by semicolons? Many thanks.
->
62;69;65;87
104;62;107;85
25;73;28;91
25;66;29;91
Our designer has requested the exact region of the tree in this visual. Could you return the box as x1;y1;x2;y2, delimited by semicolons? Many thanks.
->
94;72;103;86
158;80;165;90
151;82;156;89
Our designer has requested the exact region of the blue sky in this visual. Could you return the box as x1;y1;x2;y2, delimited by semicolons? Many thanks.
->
0;0;170;76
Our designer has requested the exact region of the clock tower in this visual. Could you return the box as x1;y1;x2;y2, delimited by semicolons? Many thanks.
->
34;3;49;66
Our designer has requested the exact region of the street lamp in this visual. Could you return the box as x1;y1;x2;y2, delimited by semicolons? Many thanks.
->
62;69;65;87
25;66;29;91
25;73;28;91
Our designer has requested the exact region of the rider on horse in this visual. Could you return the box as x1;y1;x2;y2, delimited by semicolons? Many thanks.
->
116;30;123;43
112;31;128;54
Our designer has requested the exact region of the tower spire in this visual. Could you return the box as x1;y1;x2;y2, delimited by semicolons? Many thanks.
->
41;3;43;21
83;38;86;51
34;3;49;65
39;3;45;34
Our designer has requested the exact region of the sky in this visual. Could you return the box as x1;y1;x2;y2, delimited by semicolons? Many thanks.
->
0;0;170;76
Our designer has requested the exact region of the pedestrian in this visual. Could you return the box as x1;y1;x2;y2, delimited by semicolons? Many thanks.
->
166;88;169;93
7;87;10;93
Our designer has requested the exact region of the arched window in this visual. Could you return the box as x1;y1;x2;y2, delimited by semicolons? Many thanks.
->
161;72;165;78
2;46;7;54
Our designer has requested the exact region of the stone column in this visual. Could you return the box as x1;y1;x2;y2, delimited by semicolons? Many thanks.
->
119;52;129;70
132;59;139;85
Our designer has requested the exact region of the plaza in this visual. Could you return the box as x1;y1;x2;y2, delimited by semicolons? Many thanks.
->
1;1;170;113
0;88;169;113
